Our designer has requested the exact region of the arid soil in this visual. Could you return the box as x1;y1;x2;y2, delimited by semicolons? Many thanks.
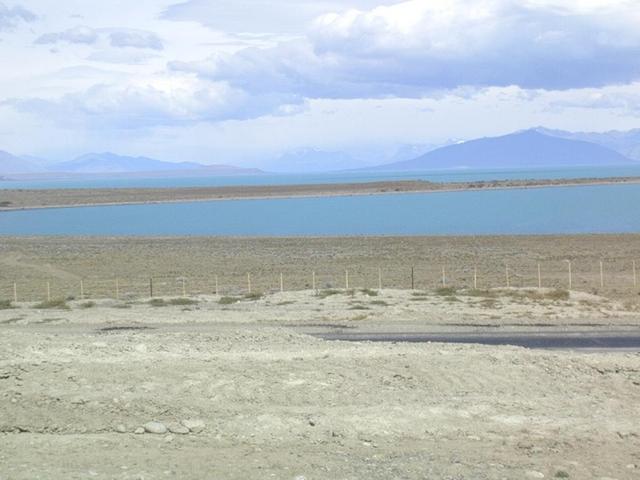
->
2;176;640;210
1;289;640;479
1;235;640;302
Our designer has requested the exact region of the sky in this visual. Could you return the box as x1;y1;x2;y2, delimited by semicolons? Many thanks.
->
1;0;640;168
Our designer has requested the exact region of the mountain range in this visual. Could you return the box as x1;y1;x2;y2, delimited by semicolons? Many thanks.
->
2;128;640;177
0;151;262;178
370;129;636;171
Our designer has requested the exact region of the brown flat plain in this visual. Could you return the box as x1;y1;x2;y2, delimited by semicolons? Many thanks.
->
1;235;640;302
2;176;640;210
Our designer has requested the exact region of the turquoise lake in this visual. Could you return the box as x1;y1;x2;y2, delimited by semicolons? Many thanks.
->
1;184;639;236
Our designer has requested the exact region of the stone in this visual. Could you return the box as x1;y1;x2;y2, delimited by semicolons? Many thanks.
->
181;419;205;433
168;424;190;435
144;421;167;434
134;427;144;435
525;471;545;479
115;424;127;434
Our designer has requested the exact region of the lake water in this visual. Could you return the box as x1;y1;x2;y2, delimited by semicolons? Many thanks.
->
2;165;640;190
1;184;639;236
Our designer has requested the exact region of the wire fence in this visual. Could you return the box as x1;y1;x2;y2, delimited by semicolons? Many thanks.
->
1;259;639;303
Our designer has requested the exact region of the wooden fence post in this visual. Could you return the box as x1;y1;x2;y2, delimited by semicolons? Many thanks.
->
505;265;510;288
378;267;382;291
13;282;17;303
600;261;604;288
280;272;284;293
473;265;478;290
182;278;186;297
47;281;51;302
345;270;349;290
442;266;446;287
633;260;637;289
149;278;153;298
411;267;414;290
115;278;120;300
537;263;542;289
567;260;572;290
215;275;219;296
80;279;84;299
247;273;252;294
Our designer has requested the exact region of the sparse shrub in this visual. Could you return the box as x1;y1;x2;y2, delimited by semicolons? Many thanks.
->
360;288;378;297
0;299;14;310
318;289;341;299
545;289;570;301
168;297;198;306
444;296;461;302
244;292;263;301
464;289;496;298
435;286;457;296
554;471;570;478
349;304;370;310
79;301;96;309
218;296;241;305
33;299;70;310
370;300;388;306
148;298;168;307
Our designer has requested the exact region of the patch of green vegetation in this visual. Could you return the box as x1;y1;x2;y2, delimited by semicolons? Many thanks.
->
349;304;371;310
463;289;496;297
148;298;168;307
0;201;12;207
113;303;132;309
554;471;570;478
244;292;263;301
435;286;457;296
360;288;378;297
444;296;461;302
168;297;199;306
218;296;241;305
317;289;342;299
0;299;14;310
411;291;428;296
276;300;295;306
79;301;96;309
33;299;70;310
410;296;429;302
370;300;389;306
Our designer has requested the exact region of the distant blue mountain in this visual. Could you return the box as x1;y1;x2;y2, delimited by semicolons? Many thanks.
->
370;130;636;171
0;150;43;174
535;127;640;161
51;152;204;174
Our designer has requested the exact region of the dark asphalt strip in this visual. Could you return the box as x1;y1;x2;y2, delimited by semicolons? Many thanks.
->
312;332;640;350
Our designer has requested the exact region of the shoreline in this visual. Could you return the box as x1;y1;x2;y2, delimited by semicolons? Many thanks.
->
1;176;640;211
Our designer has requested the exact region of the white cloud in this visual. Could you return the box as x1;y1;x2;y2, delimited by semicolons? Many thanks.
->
0;1;35;30
35;25;98;45
4;76;304;129
35;26;164;50
109;29;164;50
175;0;640;98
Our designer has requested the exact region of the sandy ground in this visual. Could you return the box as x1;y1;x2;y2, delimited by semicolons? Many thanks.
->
2;235;640;302
2;176;640;210
0;290;639;479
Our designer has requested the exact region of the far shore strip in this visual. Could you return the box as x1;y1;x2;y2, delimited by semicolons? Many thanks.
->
1;176;640;211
